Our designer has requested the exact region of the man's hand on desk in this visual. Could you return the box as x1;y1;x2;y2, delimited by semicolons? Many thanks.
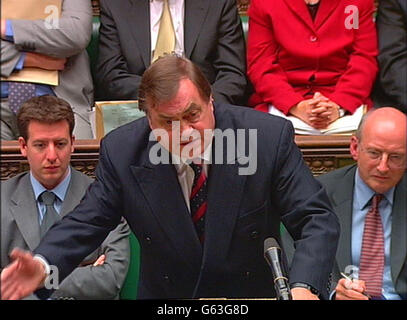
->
334;278;369;300
291;288;319;300
291;287;319;300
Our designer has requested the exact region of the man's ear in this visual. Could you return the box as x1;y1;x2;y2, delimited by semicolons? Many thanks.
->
71;135;75;153
147;114;153;130
349;136;359;162
18;137;28;157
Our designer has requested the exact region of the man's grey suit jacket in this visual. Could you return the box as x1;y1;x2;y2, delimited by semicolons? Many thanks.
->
1;168;130;300
317;165;407;299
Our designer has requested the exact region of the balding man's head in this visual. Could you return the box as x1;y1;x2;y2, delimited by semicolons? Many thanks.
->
355;107;407;142
350;107;406;194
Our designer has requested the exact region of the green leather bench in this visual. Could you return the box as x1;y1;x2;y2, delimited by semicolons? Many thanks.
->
119;232;140;300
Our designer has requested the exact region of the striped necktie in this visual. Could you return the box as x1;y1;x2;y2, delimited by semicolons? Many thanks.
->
189;163;207;243
359;194;384;298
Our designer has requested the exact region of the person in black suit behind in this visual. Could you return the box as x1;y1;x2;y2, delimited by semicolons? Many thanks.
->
374;0;407;113
95;0;247;106
1;55;339;300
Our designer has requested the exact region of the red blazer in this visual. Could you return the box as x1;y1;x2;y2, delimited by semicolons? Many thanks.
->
247;0;378;114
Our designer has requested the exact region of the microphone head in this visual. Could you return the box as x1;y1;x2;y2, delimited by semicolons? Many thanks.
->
264;237;280;254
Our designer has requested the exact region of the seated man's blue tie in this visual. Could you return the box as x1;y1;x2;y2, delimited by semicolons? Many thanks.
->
40;191;60;238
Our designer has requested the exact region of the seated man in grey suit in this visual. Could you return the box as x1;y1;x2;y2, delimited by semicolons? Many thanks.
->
95;0;247;106
1;0;94;139
282;107;407;300
1;95;130;299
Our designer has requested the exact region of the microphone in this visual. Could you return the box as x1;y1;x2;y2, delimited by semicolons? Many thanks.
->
264;237;292;300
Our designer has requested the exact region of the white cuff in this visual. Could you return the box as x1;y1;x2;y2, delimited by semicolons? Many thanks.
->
33;254;51;277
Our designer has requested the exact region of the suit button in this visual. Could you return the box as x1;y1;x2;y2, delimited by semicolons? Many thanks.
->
244;271;251;278
145;236;152;244
163;275;170;282
250;230;259;239
310;35;318;42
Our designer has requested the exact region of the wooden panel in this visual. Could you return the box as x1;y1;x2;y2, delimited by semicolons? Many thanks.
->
295;135;354;176
1;140;100;180
0;136;353;180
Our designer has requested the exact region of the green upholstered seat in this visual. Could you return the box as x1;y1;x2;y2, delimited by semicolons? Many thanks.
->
119;232;140;300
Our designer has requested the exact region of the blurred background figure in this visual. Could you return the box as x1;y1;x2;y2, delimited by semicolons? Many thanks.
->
95;0;247;106
247;0;378;134
373;0;407;114
1;0;94;140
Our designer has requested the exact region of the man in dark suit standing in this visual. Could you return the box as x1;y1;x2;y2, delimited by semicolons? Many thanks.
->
95;0;247;106
1;96;130;299
1;56;339;300
374;0;407;113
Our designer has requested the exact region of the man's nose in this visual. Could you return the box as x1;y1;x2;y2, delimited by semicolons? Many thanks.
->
46;144;58;162
179;120;193;133
376;153;390;173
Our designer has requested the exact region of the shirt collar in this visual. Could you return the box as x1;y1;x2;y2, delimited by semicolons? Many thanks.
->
173;141;213;173
30;166;72;202
355;167;394;210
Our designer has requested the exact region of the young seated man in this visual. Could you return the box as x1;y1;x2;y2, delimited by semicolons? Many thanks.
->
1;95;130;300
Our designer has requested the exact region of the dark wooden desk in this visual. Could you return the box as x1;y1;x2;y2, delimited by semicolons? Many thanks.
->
1;135;354;180
295;135;354;175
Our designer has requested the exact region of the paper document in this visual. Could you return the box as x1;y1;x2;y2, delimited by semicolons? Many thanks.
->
269;105;366;135
93;101;146;140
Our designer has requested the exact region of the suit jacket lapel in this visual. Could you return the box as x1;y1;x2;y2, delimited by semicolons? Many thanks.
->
127;0;151;68
390;173;407;286
283;0;315;32
331;165;356;272
193;104;247;296
10;174;41;251
60;169;89;217
314;0;341;30
184;0;209;58
130;141;203;272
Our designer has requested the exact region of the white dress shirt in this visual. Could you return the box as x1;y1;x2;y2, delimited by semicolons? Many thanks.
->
172;143;212;212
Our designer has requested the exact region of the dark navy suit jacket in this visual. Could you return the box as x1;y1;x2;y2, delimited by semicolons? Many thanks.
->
35;103;340;299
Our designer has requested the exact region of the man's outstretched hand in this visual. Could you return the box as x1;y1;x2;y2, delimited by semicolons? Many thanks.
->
1;248;46;300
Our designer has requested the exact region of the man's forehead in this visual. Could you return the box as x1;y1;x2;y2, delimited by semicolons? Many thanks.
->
155;100;201;118
27;121;72;141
